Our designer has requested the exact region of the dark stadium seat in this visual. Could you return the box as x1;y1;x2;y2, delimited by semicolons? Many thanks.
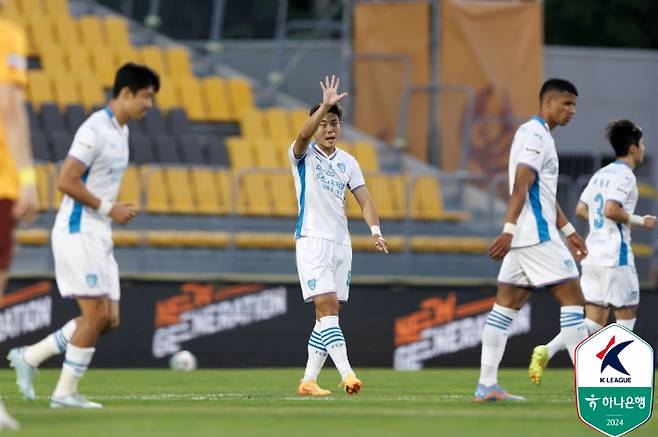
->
178;134;205;163
169;108;191;134
144;107;168;135
206;136;230;166
66;105;87;132
153;134;181;163
31;131;52;162
50;130;73;161
129;132;156;164
41;104;68;132
26;103;44;136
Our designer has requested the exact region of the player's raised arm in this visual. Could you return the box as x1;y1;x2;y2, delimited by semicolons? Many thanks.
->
293;75;348;158
353;186;388;254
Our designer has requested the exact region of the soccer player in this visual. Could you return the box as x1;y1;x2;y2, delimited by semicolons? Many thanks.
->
474;79;589;402
293;75;388;396
0;2;38;429
528;119;655;384
8;63;159;408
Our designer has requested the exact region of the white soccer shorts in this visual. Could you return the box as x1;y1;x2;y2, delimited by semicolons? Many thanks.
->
581;265;639;308
52;230;120;301
497;239;579;288
295;236;352;303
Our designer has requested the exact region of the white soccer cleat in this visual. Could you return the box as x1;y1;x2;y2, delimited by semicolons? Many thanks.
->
0;401;20;430
50;393;103;409
7;347;37;400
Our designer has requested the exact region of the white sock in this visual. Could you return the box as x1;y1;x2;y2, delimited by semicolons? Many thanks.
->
478;304;518;387
23;319;77;368
560;306;588;363
616;318;636;330
319;316;353;380
303;320;328;382
547;318;602;360
53;345;95;397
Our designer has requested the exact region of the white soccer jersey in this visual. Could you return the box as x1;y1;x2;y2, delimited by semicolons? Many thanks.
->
508;115;561;248
53;107;129;236
580;161;638;267
289;142;365;246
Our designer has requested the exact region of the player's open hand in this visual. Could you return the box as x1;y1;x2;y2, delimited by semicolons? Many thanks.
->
372;234;389;254
489;233;512;261
13;185;39;225
320;75;348;107
642;215;656;230
566;232;588;262
110;202;138;226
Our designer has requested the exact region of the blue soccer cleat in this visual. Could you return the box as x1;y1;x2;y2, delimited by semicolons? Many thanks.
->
474;383;526;402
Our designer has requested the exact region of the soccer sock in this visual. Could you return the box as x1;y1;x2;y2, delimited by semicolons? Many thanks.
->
319;315;353;380
560;306;588;363
302;320;328;382
478;304;518;387
53;345;95;397
547;318;602;360
23;319;77;368
616;318;636;331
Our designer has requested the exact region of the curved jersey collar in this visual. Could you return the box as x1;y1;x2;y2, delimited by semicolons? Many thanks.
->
532;115;550;131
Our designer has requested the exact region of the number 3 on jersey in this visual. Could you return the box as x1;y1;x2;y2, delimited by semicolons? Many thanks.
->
594;193;604;229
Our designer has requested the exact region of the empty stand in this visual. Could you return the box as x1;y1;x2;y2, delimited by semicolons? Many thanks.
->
117;165;142;209
202;76;232;121
153;134;181;163
175;76;207;121
165;167;195;214
129;132;156;164
227;78;255;119
166;47;193;78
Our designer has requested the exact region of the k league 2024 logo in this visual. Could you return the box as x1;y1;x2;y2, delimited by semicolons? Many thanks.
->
575;323;654;436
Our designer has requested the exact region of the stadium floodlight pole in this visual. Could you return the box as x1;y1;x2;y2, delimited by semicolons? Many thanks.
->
268;0;289;90
207;0;227;54
428;0;441;167
144;0;162;29
341;0;353;124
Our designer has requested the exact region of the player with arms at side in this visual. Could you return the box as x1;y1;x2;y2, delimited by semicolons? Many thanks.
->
292;75;388;396
474;79;589;402
8;63;159;408
0;0;39;428
529;119;655;384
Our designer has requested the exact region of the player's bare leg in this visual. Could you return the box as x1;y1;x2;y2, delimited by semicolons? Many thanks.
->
613;306;637;330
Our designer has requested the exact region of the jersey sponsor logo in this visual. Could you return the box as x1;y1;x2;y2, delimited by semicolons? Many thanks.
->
525;147;541;154
393;292;530;370
0;281;53;342
307;279;316;290
86;273;98;288
152;283;287;358
337;162;346;173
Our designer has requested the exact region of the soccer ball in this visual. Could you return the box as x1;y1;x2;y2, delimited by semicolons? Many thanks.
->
169;350;197;371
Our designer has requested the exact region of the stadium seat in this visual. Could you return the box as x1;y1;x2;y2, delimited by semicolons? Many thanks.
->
65;105;86;132
237;172;272;216
77;75;105;112
289;109;308;133
34;163;53;211
189;167;223;215
408;237;489;254
116;165;141;210
269;173;297;217
175;76;208;121
345;189;361;219
351;235;405;252
39;41;66;74
389;174;409;218
154;76;179;113
139;45;166;77
43;0;69;16
78;16;105;50
112;230;141;247
41;103;67;132
367;174;398;219
50;130;73;161
65;44;95;80
143;166;170;213
144;107;168;135
90;46;118;89
206;137;229;165
165;46;193;78
52;14;81;48
234;233;294;250
52;74;80;111
31;131;52;162
352;142;379;172
103;16;132;52
145;231;230;248
202;76;232;122
27;71;55;111
169;108;191;133
153;134;181;163
178;134;205;163
227;78;255;118
631;242;653;258
216;169;233;213
263;107;292;139
252;138;281;169
129;132;156;164
225;137;255;170
0;0;21;22
410;176;470;221
240;108;267;138
15;228;49;246
113;45;140;69
165;167;196;214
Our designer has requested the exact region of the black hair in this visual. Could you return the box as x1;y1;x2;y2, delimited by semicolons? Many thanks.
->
539;78;578;101
606;119;643;157
309;104;343;121
112;63;160;98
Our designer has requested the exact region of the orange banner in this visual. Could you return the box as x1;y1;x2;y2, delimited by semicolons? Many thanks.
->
353;2;430;160
439;0;542;174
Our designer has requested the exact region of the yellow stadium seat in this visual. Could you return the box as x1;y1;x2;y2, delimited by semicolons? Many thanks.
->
143;166;170;213
78;15;105;50
202;76;232;122
165;167;196;214
103;16;132;51
269;173;297;217
139;45;166;76
0;0;21;21
191;168;224;215
227;78;255;118
35;163;53;211
240;109;266;138
216;169;233;214
225;137;256;170
117;165;141;210
52;74;79;110
289;109;308;133
154;75;179;113
390;173;409;218
113;45;140;69
90;46;117;89
27;71;55;111
16;228;50;246
351;235;405;253
263;107;291;139
112;230;141;247
234;233;295;250
17;0;45;19
345;189;361;219
165;46;193;78
367;174;398;219
175;76;207;121
410;176;470;221
78;75;105;112
64;44;94;78
632;242;653;258
43;0;69;16
252;138;280;169
146;231;230;248
352;142;379;172
39;41;66;74
52;14;81;48
409;236;489;254
237;172;272;216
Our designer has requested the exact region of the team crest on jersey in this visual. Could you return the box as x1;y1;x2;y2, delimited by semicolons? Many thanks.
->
307;279;316;290
337;163;346;173
564;259;574;270
86;274;98;288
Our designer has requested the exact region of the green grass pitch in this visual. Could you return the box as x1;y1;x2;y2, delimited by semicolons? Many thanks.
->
0;368;655;436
